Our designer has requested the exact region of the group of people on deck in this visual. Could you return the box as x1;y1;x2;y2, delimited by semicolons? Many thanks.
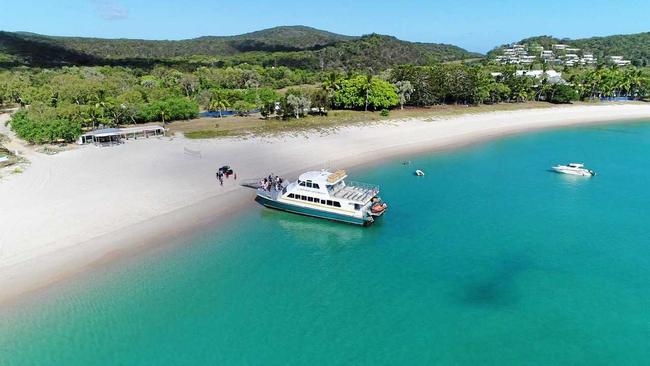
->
260;174;284;191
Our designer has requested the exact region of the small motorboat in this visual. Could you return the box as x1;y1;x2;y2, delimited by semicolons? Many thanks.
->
415;169;425;176
370;198;388;216
552;163;595;177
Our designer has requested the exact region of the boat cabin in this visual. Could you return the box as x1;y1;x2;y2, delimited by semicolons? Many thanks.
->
286;170;379;210
254;169;387;225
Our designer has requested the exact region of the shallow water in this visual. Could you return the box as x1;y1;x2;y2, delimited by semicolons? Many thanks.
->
2;121;650;365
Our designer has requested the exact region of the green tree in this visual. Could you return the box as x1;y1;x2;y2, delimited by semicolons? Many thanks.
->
200;89;231;118
321;72;341;107
286;94;311;119
179;74;199;98
142;97;198;123
232;100;255;116
333;75;399;110
394;80;414;109
548;84;578;103
9;107;82;144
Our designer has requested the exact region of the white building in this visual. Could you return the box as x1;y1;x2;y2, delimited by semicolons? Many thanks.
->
520;55;536;64
77;125;166;145
609;56;631;66
494;43;606;67
515;70;565;84
581;53;597;65
516;70;561;78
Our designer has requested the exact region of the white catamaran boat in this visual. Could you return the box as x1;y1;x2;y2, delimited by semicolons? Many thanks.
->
254;170;387;226
552;163;596;176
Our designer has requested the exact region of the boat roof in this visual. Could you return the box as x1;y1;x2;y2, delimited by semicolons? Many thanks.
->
568;163;584;167
298;170;347;185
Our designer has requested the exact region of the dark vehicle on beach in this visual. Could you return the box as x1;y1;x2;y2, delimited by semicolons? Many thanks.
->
219;166;233;175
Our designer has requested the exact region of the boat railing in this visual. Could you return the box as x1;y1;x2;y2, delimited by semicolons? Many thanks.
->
345;181;379;192
241;179;288;191
255;181;288;200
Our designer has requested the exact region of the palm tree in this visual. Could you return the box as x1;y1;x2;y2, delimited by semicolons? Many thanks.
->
208;96;230;118
321;72;340;107
622;68;643;99
585;68;603;99
362;74;373;112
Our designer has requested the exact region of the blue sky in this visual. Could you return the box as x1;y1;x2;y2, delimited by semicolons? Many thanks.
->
3;0;649;53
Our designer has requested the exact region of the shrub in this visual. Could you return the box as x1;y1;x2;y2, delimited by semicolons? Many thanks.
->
380;109;390;117
548;84;579;104
333;75;399;110
232;100;256;116
140;97;198;123
9;109;82;143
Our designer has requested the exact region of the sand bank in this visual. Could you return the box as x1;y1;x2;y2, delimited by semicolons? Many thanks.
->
1;104;650;304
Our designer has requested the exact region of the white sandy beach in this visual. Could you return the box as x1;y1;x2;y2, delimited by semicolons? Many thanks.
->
2;104;650;304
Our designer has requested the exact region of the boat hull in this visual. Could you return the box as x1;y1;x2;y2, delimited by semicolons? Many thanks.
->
552;167;594;176
256;195;371;226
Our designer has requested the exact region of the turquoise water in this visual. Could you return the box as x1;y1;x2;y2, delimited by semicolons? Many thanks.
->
2;121;650;365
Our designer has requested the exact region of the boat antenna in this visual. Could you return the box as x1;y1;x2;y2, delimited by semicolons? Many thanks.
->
324;161;332;172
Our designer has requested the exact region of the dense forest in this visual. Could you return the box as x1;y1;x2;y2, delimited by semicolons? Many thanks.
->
2;27;650;145
2;62;649;144
489;32;650;66
0;26;480;70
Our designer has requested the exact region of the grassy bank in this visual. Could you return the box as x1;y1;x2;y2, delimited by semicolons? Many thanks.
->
169;102;558;139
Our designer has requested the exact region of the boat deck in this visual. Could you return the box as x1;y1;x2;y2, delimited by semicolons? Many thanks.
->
332;182;378;203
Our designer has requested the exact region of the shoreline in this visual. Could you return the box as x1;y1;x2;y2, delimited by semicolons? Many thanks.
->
2;104;650;306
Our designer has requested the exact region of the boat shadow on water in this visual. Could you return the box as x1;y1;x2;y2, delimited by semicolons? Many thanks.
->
451;254;536;308
256;208;371;247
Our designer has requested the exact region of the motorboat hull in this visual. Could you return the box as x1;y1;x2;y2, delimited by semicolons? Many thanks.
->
256;195;373;226
552;167;595;176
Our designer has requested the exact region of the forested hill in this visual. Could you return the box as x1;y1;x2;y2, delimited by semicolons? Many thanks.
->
0;26;481;70
489;32;650;66
19;26;354;58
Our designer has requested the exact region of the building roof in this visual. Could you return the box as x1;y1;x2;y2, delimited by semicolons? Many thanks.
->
120;125;165;134
80;125;164;137
515;70;562;79
83;128;121;137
